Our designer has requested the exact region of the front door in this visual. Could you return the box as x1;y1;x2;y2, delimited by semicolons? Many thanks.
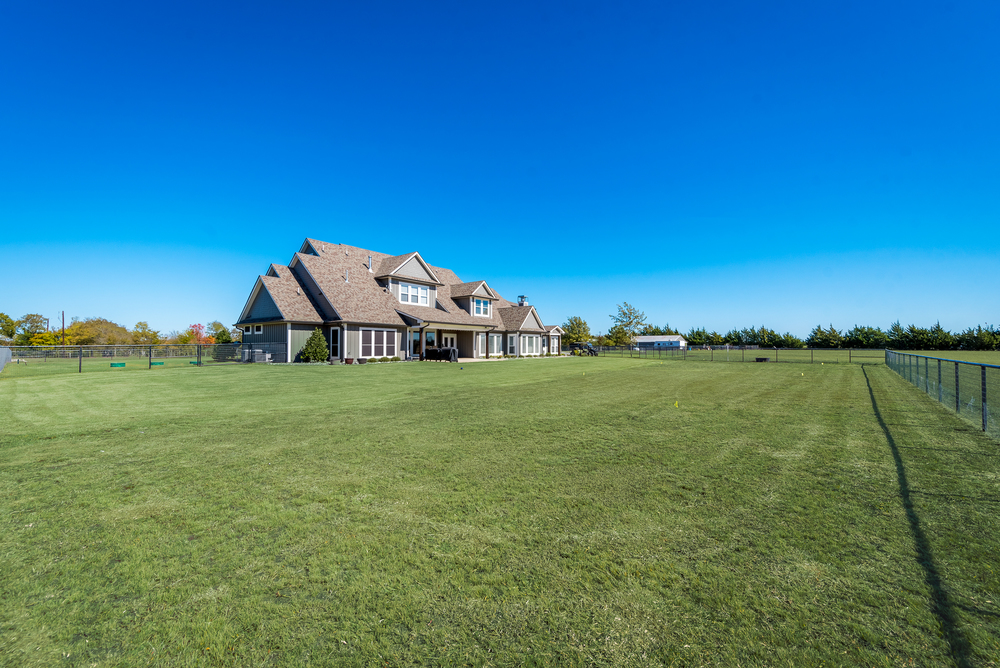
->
442;334;456;348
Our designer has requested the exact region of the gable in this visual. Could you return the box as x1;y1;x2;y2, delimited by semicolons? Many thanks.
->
396;256;434;282
247;286;282;320
472;283;492;297
526;309;544;330
298;240;321;256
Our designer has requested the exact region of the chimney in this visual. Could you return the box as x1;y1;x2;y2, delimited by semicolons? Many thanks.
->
518;295;528;306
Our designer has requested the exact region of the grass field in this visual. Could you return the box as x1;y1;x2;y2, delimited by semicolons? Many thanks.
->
905;351;1000;366
1;354;232;379
2;357;999;666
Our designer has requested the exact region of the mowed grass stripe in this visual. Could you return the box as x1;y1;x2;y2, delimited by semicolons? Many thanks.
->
1;358;997;667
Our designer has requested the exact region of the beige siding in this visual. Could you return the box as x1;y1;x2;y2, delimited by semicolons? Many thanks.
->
396;257;433;281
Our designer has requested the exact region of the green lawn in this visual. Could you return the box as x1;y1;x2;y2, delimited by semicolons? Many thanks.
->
905;350;1000;366
2;358;998;667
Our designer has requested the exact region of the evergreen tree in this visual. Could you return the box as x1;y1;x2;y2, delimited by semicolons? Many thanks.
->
300;328;329;362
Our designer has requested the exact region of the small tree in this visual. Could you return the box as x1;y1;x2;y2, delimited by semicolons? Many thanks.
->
208;321;232;344
609;302;646;347
132;321;161;345
300;327;329;362
562;316;591;345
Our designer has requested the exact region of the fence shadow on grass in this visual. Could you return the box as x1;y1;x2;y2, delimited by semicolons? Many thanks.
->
862;365;973;668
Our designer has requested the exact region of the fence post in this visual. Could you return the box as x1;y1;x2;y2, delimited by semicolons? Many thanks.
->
711;348;713;362
79;346;83;373
983;366;988;432
925;358;929;394
849;349;852;363
198;345;202;367
149;345;152;369
938;359;942;403
955;362;960;414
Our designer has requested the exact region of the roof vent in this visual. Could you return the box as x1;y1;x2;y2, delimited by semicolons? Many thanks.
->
368;255;373;272
518;295;528;306
296;287;301;295
345;269;349;283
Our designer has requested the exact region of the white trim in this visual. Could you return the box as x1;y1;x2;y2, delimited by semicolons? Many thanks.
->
399;281;429;306
286;323;291;361
360;327;398;359
474;298;490;317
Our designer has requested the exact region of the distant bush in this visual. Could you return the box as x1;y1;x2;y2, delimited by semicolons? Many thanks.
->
391;356;401;362
379;356;390;363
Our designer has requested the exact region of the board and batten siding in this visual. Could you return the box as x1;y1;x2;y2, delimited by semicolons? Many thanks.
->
290;323;321;362
243;323;286;344
247;289;282;320
342;325;403;360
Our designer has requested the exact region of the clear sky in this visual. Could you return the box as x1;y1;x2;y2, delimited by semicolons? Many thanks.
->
2;1;997;338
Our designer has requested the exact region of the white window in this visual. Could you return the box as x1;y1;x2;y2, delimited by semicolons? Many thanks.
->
520;335;540;354
254;325;263;334
474;298;490;316
489;333;502;355
244;326;251;334
508;335;516;354
399;282;428;306
361;329;397;358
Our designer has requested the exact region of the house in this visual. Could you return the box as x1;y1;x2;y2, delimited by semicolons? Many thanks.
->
235;239;562;362
635;335;687;350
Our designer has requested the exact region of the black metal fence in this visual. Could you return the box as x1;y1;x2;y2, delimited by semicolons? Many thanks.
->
573;346;886;364
887;350;998;437
0;343;287;378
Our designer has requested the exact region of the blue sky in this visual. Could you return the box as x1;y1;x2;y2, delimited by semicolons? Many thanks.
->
2;1;997;338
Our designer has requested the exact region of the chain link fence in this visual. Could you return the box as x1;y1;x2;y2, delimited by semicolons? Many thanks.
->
887;350;998;438
580;346;885;364
0;343;287;379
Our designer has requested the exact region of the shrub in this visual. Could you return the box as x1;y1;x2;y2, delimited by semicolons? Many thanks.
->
300;327;329;362
379;356;390;363
369;358;378;364
391;356;400;362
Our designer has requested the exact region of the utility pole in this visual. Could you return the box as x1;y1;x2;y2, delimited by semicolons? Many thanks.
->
61;311;65;346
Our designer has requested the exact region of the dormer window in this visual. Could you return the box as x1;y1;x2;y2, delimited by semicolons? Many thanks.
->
399;282;428;306
474;298;490;317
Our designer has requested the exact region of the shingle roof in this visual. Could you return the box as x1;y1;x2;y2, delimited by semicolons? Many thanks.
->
450;281;496;299
372;251;443;284
244;238;546;331
497;305;545;333
259;266;323;323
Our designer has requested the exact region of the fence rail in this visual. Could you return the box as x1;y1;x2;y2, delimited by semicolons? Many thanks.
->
0;343;287;378
565;346;886;364
887;350;998;437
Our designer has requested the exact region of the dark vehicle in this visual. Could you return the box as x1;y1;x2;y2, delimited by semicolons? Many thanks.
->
569;342;598;356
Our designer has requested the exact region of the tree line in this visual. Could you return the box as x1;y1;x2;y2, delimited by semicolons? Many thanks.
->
561;307;1000;351
0;313;242;347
